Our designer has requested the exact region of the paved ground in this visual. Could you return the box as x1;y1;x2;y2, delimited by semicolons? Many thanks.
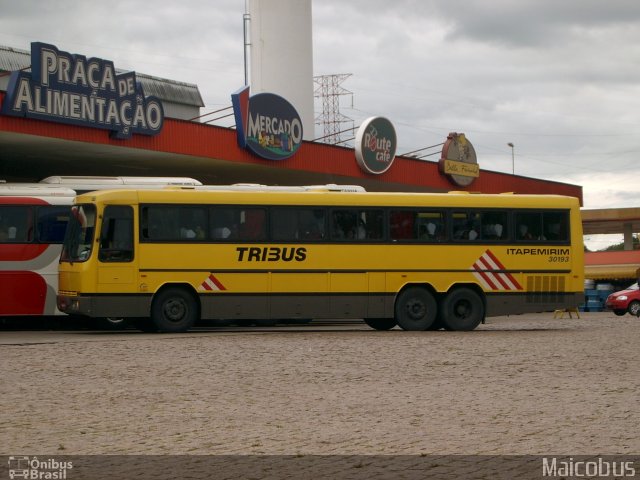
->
1;312;639;457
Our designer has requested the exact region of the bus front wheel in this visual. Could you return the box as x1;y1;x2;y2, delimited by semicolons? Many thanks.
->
151;287;198;333
394;287;436;331
440;288;484;331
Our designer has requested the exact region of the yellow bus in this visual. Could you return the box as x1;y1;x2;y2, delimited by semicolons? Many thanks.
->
57;187;584;332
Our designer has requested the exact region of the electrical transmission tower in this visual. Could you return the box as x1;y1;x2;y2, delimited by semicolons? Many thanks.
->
313;74;354;145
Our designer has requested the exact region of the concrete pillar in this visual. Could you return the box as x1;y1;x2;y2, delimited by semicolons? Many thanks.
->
249;0;315;140
623;222;633;250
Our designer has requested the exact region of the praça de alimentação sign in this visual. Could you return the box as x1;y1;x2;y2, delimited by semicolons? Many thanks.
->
1;42;164;139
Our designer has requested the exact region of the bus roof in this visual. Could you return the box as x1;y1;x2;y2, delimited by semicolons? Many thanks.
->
75;188;580;210
0;184;77;197
169;183;366;192
39;176;203;189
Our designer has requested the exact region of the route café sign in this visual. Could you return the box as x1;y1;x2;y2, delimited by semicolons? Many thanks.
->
438;132;480;187
355;116;397;175
1;42;164;139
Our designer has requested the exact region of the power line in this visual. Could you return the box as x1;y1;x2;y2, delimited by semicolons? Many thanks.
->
313;74;354;145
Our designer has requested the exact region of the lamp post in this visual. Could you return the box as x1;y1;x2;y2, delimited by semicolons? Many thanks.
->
507;142;515;174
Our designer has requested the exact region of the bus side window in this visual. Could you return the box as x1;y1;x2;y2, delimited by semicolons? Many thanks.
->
238;209;267;241
36;206;70;243
416;211;445;242
362;210;384;240
98;205;133;262
515;212;542;241
389;211;415;240
177;207;207;240
0;206;31;243
543;211;568;241
480;211;507;241
452;212;480;241
141;206;170;241
211;208;238;240
299;209;325;240
271;208;298;241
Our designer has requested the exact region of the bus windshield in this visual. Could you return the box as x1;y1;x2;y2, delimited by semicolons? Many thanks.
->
61;204;96;262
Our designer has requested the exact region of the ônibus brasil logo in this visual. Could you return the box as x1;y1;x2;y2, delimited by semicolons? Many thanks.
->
231;86;303;161
8;456;73;479
355;116;397;175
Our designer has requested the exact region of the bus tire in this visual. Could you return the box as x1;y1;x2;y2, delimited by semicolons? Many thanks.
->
440;288;484;331
364;318;397;331
151;287;198;333
394;287;436;331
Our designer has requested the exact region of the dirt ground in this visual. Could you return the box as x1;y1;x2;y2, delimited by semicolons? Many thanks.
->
1;312;638;457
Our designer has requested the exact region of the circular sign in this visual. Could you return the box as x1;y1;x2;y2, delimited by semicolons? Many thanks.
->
438;132;479;187
245;93;303;161
355;116;397;175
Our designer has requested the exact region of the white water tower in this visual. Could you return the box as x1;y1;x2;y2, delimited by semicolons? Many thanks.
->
248;0;315;140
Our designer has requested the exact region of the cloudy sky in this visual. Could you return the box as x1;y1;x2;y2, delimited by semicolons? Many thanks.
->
1;0;639;249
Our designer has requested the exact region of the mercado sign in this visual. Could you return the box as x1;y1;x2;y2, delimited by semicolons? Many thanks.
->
1;42;164;139
354;116;397;175
231;85;303;161
438;132;479;187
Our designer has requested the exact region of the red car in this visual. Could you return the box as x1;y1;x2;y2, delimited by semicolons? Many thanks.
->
605;282;640;316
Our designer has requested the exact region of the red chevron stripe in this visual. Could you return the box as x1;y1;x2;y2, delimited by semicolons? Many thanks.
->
208;274;226;291
479;255;512;290
485;249;523;290
473;250;524;291
484;249;505;269
473;260;499;290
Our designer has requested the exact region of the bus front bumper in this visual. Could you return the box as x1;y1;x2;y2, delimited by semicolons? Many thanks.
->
57;293;150;318
56;293;91;316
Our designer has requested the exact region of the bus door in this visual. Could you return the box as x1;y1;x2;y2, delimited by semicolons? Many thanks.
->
97;205;136;292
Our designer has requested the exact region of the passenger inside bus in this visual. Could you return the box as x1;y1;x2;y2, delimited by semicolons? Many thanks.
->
0;224;17;241
212;211;237;239
518;224;533;240
482;223;503;240
419;222;438;240
180;227;197;239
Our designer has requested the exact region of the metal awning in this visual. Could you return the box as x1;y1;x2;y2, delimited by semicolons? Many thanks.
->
585;264;640;280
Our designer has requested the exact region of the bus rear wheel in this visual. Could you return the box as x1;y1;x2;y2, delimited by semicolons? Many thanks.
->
394;287;436;331
364;318;397;331
151;287;198;333
440;288;484;331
